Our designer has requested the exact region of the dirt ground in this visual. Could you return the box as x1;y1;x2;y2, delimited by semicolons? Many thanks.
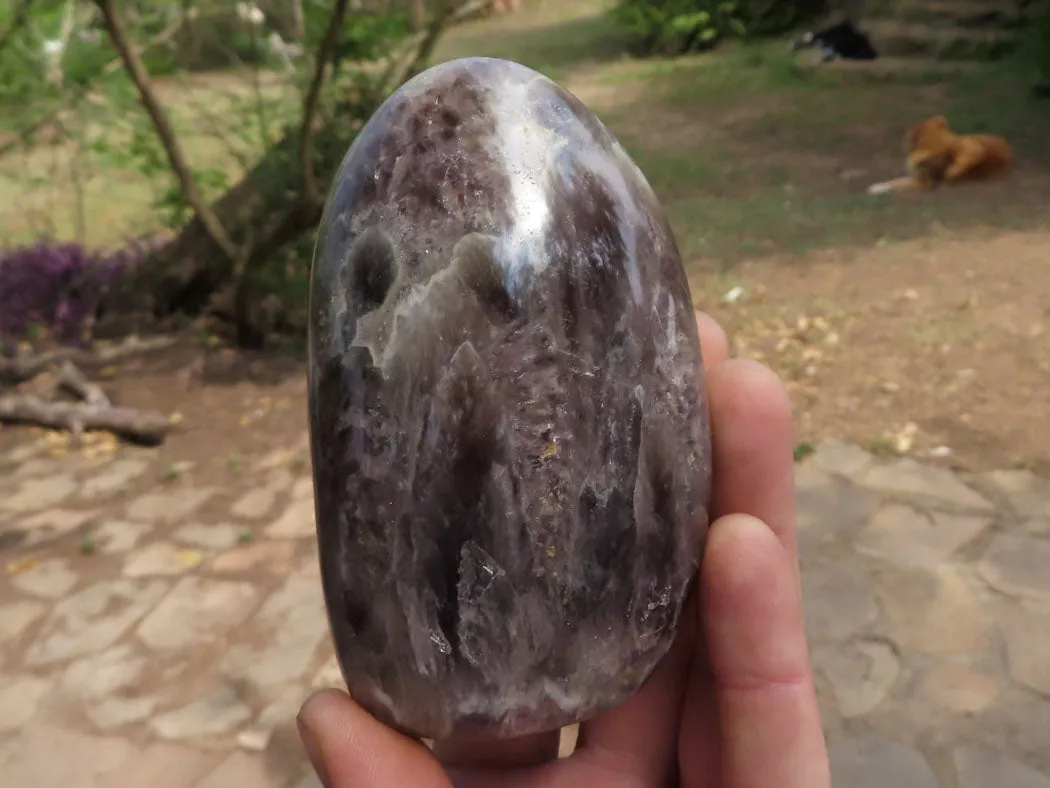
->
0;339;311;498
694;227;1050;476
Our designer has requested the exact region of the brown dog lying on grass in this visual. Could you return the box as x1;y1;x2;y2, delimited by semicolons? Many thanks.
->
868;115;1013;195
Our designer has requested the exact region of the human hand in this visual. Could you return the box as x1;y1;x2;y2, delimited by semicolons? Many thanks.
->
297;310;831;788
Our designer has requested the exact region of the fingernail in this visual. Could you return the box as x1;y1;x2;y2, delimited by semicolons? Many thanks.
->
298;701;333;788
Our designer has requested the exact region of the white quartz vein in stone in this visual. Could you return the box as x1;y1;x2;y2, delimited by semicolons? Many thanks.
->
492;76;564;296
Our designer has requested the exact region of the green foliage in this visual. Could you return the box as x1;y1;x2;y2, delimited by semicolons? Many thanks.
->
793;442;815;462
611;0;742;55
0;0;74;111
1;0;414;235
610;0;823;57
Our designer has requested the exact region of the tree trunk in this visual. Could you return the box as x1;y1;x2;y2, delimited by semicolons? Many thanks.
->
130;125;343;317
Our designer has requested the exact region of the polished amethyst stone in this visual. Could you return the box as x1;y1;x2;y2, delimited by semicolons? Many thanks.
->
308;56;711;740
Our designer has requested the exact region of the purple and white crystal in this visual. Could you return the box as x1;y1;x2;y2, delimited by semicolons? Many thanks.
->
308;57;711;740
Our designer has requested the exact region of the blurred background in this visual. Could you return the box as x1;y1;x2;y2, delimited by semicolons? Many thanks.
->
0;2;1048;787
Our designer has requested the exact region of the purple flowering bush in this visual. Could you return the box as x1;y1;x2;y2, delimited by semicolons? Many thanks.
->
0;239;148;350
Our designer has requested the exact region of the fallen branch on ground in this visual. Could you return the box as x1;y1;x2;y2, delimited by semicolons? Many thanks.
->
0;395;172;444
56;361;110;407
0;335;179;444
0;351;69;385
0;334;177;385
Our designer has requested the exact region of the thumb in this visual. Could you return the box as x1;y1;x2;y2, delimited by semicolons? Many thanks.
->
298;689;452;787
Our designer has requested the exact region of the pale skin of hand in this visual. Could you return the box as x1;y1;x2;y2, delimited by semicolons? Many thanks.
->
297;310;832;788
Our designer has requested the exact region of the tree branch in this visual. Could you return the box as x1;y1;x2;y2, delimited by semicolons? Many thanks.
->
56;361;110;407
101;6;188;76
300;0;350;205
0;395;173;445
94;0;238;263
0;350;72;385
401;0;459;83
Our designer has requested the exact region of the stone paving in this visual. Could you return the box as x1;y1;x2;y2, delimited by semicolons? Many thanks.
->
1;433;1049;786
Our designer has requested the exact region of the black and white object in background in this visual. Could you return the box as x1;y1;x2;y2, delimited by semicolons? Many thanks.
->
792;20;878;62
